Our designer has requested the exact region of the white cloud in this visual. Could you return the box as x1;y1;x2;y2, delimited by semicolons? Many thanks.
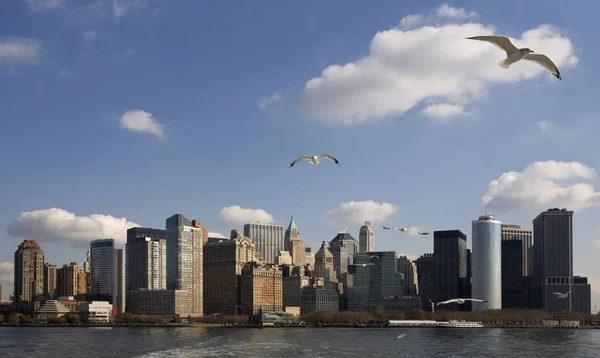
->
483;160;600;212
398;253;418;261
217;206;275;225
421;103;465;120
534;120;556;132
0;37;42;66
82;30;97;47
0;262;13;283
208;231;227;239
119;109;165;138
258;92;282;110
301;10;578;125
113;0;145;19
6;208;139;248
324;200;398;225
435;4;478;19
398;14;423;30
24;0;64;12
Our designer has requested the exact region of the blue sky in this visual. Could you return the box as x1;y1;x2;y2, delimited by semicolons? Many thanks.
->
1;0;599;310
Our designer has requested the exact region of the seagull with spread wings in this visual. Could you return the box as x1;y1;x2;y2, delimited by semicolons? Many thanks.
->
553;290;573;299
436;298;489;305
466;35;561;79
289;153;340;168
383;226;429;235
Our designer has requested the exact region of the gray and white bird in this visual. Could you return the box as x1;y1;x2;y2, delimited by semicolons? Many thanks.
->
437;298;489;305
384;226;429;235
553;290;572;299
466;35;561;80
289;153;340;168
393;333;406;341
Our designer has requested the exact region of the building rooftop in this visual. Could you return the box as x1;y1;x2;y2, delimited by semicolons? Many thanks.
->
286;214;300;233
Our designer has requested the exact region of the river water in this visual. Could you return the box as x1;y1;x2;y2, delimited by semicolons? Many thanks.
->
1;327;599;357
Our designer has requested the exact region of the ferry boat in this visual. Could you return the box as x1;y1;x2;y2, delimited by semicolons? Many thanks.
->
439;320;484;328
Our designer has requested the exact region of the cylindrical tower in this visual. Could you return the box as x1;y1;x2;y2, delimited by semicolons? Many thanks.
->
472;214;502;311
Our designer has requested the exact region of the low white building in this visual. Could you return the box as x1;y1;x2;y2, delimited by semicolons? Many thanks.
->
78;301;113;323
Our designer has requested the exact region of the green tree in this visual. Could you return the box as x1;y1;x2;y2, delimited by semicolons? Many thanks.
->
7;313;22;324
64;313;81;324
115;312;135;323
19;315;33;324
46;316;61;324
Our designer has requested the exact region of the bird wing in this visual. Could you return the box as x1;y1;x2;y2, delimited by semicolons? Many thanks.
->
466;36;518;56
437;299;456;305
383;226;391;230
289;155;313;168
523;53;561;79
552;292;561;295
565;290;573;295
317;153;340;165
419;232;429;235
465;298;487;302
395;227;406;231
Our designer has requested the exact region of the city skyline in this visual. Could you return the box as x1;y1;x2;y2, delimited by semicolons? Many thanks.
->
1;1;600;312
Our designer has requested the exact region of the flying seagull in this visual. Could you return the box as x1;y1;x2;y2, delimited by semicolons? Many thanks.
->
466;35;561;80
384;226;430;235
553;290;573;299
437;298;489;305
289;153;340;168
393;334;406;341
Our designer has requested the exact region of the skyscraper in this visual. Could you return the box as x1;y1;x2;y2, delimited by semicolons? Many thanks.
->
243;223;285;264
533;208;590;313
90;239;117;304
501;224;532;276
359;222;374;253
501;240;525;308
56;262;86;297
433;230;467;311
14;240;44;303
397;256;418;296
314;241;337;284
347;251;403;310
125;228;167;292
284;215;306;266
116;248;125;314
329;232;359;282
43;263;57;299
415;253;434;308
472;214;502;310
166;214;204;317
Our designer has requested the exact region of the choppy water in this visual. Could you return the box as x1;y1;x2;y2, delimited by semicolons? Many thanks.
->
1;326;599;357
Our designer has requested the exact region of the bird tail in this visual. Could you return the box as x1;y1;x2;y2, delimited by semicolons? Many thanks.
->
497;58;511;69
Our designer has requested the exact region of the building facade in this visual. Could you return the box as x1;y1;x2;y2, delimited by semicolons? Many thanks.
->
415;253;434;309
240;262;282;315
501;224;533;276
301;287;339;316
533;208;590;314
472;214;502;310
43;263;57;299
56;263;86;298
359;222;374;253
284;215;306;266
329;232;359;283
14;240;45;303
203;236;257;315
243;223;285;264
347;251;403;310
90;239;117;303
501;240;525;308
166;214;204;317
397;256;418;296
433;230;468;311
125;230;167;292
116;248;125;314
314;241;338;285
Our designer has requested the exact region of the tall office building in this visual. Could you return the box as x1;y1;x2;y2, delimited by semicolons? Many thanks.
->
43;263;57;299
501;240;525;308
284;215;306;266
243;223;285;264
166;214;204;317
347;251;403;310
14;240;45;303
126;228;167;292
415;253;434;308
397;256;418;296
472;214;502;310
433;230;468;311
533;208;590;313
329;232;359;281
203;236;257;315
191;219;209;245
314;242;338;284
116;249;125;313
90;239;117;304
56;262;86;297
359;222;374;253
240;262;283;315
501;224;533;276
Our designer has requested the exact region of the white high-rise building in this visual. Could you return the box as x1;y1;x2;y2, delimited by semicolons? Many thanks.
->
243;223;285;264
472;214;502;311
359;222;374;253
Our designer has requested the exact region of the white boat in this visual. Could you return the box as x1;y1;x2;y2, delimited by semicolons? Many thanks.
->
439;320;483;328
